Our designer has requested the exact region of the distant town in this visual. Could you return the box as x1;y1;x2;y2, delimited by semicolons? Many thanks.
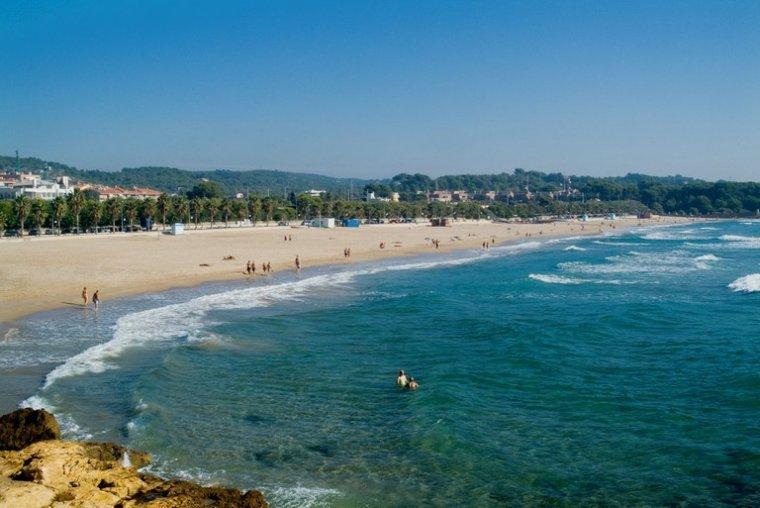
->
0;151;758;237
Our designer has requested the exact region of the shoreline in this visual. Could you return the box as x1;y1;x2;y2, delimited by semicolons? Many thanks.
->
0;217;697;325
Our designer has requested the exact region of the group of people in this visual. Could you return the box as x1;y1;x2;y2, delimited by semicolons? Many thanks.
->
431;238;440;249
81;286;101;309
343;247;352;260
283;234;293;242
396;370;419;390
481;236;496;250
246;260;272;276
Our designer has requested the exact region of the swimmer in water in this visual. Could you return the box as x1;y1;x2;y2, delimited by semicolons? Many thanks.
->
396;370;408;387
408;377;419;390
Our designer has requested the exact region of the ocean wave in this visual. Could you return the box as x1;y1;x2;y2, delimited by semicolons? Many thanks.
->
720;234;759;242
728;274;760;293
642;230;709;241
559;250;720;275
529;274;584;284
563;245;587;251
528;273;629;285
22;395;93;440
593;240;645;246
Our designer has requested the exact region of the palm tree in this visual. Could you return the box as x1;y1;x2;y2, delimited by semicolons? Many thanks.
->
31;199;48;236
123;198;139;231
174;196;189;225
247;196;261;226
13;195;31;237
89;201;103;233
264;199;275;225
190;197;204;229
105;198;122;233
141;199;156;230
156;193;172;230
233;199;246;225
67;188;85;234
51;196;67;235
221;198;232;227
207;198;220;228
0;208;6;237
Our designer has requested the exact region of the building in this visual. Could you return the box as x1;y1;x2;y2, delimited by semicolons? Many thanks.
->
365;191;391;202
430;190;452;203
0;175;74;200
451;190;470;202
82;184;163;201
305;189;326;198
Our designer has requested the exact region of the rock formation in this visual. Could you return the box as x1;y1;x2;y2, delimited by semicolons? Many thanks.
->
0;408;267;507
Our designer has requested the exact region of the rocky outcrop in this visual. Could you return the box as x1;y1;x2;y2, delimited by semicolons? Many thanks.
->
0;409;267;507
0;408;60;451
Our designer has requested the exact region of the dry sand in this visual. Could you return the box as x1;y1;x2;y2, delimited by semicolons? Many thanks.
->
0;216;692;324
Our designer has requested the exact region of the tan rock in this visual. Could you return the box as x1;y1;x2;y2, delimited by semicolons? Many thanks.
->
0;476;56;508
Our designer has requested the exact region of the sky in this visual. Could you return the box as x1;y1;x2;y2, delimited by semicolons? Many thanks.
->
2;1;759;180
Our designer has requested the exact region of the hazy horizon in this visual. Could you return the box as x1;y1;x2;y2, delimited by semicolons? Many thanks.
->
3;1;759;180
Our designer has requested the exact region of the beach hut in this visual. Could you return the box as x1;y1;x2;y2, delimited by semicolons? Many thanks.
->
342;218;361;228
312;218;336;228
170;223;185;235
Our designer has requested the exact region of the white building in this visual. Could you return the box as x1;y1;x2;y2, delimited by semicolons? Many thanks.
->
0;175;73;200
305;189;326;197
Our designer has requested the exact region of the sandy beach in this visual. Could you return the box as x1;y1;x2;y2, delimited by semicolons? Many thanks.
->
0;216;692;324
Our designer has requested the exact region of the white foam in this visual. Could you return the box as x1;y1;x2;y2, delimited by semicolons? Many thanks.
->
694;254;721;261
529;274;584;284
728;274;760;293
264;485;342;508
593;240;645;246
559;250;718;276
720;234;759;242
564;245;587;252
642;230;709;241
19;394;93;440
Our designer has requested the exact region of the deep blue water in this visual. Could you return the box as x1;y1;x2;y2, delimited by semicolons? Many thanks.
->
2;220;759;507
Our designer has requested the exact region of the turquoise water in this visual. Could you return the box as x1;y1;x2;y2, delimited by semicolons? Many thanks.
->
2;221;759;506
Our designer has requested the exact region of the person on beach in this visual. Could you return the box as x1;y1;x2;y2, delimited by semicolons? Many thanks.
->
408;377;419;390
251;261;256;275
92;289;100;309
246;260;251;275
81;287;88;306
380;241;385;249
295;255;301;271
397;370;408;387
289;234;292;241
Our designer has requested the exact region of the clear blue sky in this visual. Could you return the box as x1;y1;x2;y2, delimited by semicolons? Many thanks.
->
2;0;759;180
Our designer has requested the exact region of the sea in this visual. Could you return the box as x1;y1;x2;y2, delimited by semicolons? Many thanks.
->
1;220;758;507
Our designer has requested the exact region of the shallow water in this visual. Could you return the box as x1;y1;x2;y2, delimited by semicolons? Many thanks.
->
2;220;759;506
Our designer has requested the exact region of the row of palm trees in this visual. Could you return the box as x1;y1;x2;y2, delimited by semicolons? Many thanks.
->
0;191;500;237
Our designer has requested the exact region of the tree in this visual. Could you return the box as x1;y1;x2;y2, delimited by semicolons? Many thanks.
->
186;181;223;199
141;199;156;230
87;201;103;233
247;196;262;225
263;198;275;225
156;193;172;230
190;197;205;229
123;198;139;231
31;199;48;235
51;196;67;235
174;196;190;224
221;198;233;227
67;188;85;234
13;195;31;237
104;198;122;232
207;198;220;228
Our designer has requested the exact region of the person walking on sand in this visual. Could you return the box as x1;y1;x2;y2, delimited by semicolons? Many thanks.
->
246;260;251;275
251;261;256;276
295;255;301;271
81;287;89;306
92;289;100;309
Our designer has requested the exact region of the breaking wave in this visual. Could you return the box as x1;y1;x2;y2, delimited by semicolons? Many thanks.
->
728;274;760;293
564;245;587;252
559;250;720;275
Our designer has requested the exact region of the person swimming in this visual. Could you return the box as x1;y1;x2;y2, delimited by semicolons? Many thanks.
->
396;370;408;387
408;377;419;390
